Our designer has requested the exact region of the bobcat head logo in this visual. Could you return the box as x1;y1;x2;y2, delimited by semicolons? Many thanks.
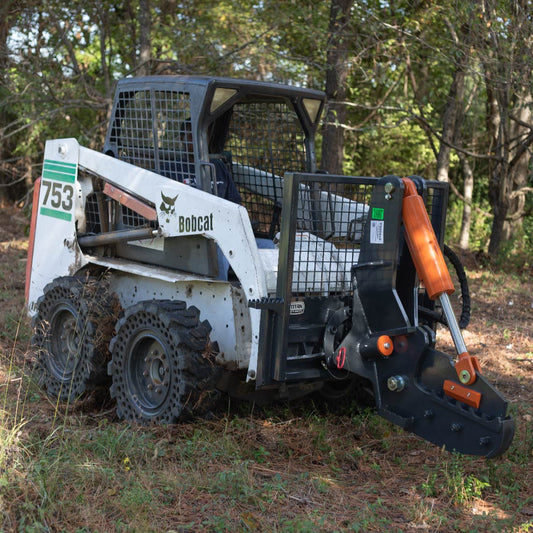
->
160;192;179;222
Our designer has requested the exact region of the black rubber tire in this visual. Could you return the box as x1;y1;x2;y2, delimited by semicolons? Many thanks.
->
108;300;220;424
442;244;471;329
317;375;375;412
418;244;471;330
32;276;115;402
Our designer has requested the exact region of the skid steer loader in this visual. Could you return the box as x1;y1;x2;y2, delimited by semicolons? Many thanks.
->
26;75;514;457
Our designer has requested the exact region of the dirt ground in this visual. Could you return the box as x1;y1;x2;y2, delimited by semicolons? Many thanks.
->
0;204;532;532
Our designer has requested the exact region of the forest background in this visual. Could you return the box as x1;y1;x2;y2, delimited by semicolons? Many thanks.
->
1;0;533;263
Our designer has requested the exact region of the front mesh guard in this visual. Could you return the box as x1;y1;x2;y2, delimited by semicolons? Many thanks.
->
339;327;514;458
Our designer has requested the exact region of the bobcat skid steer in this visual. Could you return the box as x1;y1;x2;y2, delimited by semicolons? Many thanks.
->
26;75;514;457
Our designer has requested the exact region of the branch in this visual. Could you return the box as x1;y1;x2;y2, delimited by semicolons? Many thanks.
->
448;180;493;218
0;174;28;188
509;112;533;131
509;186;533;200
508;130;533;171
412;111;499;161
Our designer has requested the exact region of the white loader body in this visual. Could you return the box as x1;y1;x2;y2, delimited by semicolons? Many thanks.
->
27;138;362;379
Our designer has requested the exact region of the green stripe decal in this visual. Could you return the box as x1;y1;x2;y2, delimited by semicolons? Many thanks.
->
43;159;77;183
40;207;72;221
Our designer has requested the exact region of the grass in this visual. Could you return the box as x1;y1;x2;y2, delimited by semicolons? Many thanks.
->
0;206;532;531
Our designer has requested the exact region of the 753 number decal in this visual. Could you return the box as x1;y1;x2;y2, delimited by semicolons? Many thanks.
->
41;179;74;211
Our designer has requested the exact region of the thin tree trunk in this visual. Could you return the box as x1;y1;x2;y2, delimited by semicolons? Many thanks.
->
138;0;151;76
320;0;354;175
436;67;466;182
458;152;473;249
0;4;12;204
505;90;532;239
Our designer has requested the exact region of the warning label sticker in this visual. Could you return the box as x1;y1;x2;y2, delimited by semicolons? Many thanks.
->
370;220;384;244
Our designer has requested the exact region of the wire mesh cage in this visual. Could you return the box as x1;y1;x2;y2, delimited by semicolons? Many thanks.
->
110;89;196;185
224;101;309;238
424;181;449;244
283;176;376;298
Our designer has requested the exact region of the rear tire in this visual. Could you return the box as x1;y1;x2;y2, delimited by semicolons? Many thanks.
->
32;276;115;402
108;300;220;424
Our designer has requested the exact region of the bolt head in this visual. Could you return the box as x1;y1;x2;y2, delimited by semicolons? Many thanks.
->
387;376;405;392
459;370;471;384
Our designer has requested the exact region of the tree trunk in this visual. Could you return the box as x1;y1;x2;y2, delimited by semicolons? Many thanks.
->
505;90;532;239
480;1;533;256
138;0;151;76
320;0;354;175
436;66;466;183
486;87;533;255
458;152;473;249
0;3;13;204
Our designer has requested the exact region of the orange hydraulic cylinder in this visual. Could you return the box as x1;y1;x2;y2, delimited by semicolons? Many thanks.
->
401;178;454;300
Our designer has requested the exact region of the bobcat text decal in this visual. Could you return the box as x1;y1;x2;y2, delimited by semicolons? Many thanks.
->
178;213;214;233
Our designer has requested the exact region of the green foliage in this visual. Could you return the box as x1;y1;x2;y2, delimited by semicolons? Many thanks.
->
345;107;436;178
445;202;492;251
1;0;532;255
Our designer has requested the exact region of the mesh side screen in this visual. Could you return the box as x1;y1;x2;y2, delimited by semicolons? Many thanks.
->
112;89;194;184
82;170;157;234
425;183;448;244
121;206;157;229
114;90;155;171
84;192;101;234
154;91;195;184
81;168;105;234
224;101;308;238
290;180;374;297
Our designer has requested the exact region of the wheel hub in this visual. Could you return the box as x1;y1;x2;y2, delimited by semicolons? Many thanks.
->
50;308;81;378
144;348;170;391
127;335;172;414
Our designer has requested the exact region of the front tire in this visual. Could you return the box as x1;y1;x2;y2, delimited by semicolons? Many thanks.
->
108;300;220;424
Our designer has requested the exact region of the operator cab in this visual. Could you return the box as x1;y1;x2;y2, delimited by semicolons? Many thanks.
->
104;76;326;241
